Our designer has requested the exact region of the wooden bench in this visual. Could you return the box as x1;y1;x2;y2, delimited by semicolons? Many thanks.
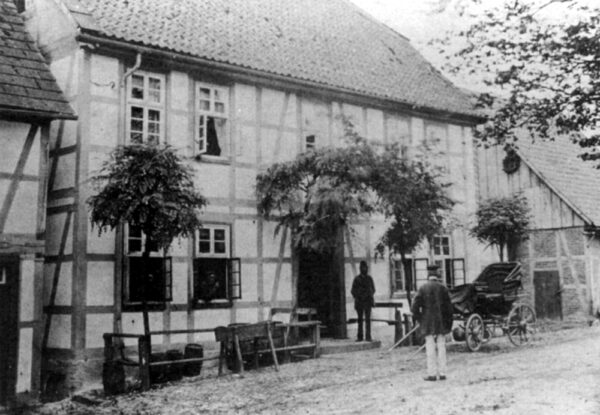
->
214;320;320;374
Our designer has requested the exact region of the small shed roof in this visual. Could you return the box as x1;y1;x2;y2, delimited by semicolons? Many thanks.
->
516;137;600;226
0;0;76;120
70;0;480;121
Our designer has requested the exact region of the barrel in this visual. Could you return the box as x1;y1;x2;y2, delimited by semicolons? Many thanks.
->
183;344;204;377
150;352;167;384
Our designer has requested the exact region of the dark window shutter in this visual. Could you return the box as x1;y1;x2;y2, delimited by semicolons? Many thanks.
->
228;258;241;300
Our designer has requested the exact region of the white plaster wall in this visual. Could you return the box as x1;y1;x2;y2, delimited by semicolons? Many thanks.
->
86;262;114;306
47;315;71;349
261;89;287;123
241;263;258;302
20;259;35;322
170;113;191;155
87;227;115;254
263;262;293;303
260;127;280;166
16;328;33;393
90;54;119;99
341;103;364;135
170;71;190;111
366;108;384;142
169;311;188;344
0;121;40;176
85;314;113;348
235;84;257;122
172;261;188;304
193;309;230;342
262;221;290;258
43;263;72;306
195;164;230;198
234;219;258;258
234;167;257;201
90;101;119;147
122;312;164;346
46;213;73;256
1;181;38;234
52;152;76;190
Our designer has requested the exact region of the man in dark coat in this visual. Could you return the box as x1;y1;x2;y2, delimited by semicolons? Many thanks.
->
351;261;376;342
411;264;453;381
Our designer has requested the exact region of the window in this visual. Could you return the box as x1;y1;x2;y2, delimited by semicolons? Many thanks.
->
123;226;172;307
432;235;465;288
196;83;229;156
126;71;165;145
391;257;428;293
305;134;317;151
193;225;241;305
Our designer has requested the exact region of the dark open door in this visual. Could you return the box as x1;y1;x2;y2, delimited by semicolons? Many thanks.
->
298;247;345;338
534;270;562;320
0;255;19;405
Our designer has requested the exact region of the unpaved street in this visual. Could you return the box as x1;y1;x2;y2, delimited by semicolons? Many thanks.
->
29;325;600;414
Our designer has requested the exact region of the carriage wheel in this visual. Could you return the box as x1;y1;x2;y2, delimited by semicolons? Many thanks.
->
465;314;485;352
507;304;536;347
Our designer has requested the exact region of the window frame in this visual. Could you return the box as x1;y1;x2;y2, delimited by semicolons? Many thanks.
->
125;70;166;145
122;225;172;310
195;82;230;157
193;224;241;307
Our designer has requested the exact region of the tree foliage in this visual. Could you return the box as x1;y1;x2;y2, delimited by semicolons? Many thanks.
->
471;194;531;261
88;144;207;251
256;124;453;259
436;0;600;161
88;144;206;335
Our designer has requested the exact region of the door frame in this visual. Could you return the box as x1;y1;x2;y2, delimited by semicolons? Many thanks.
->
533;270;562;320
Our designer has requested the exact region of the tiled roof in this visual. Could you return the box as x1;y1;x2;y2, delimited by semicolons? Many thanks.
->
73;0;480;120
516;136;600;225
0;0;75;120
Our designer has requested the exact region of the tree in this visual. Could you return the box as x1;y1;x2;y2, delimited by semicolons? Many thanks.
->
256;124;453;306
435;0;600;161
373;145;454;305
88;144;206;335
471;194;531;262
256;131;378;253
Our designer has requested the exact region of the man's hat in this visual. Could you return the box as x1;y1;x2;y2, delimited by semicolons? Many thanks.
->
427;264;440;279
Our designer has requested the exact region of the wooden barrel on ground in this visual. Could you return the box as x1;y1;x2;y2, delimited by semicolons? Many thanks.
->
183;344;204;377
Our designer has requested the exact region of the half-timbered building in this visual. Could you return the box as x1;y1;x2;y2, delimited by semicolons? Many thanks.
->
0;0;76;407
478;137;600;320
23;0;487;395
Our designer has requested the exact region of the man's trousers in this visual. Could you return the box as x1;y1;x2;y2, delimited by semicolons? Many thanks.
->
425;334;447;377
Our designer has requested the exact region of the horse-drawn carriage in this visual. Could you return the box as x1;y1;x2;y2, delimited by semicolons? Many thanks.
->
450;262;537;351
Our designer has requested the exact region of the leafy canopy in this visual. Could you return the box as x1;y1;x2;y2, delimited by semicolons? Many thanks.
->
471;194;530;261
436;0;600;161
88;144;207;251
256;124;453;256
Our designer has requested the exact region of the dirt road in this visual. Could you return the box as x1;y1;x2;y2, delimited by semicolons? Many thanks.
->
28;325;600;414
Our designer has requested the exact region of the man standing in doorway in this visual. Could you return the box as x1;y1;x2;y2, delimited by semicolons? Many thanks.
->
351;261;375;342
411;264;453;381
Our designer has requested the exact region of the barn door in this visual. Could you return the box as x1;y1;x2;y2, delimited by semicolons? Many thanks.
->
534;271;562;320
0;255;19;405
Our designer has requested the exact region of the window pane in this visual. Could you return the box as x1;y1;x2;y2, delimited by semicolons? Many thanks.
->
199;88;211;100
131;75;144;99
214;242;226;254
206;117;222;156
199;229;210;240
433;245;441;256
199;241;211;253
131;106;144;119
194;258;228;301
148;122;160;134
214;229;225;241
148;77;161;103
443;246;450;256
199;100;210;111
215;102;225;113
131;119;143;132
148;109;161;122
148;134;160;145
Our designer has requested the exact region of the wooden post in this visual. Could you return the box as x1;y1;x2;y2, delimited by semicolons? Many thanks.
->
103;334;113;362
394;309;403;345
266;323;280;371
233;333;244;375
313;323;321;358
403;314;413;346
138;335;151;391
218;342;224;376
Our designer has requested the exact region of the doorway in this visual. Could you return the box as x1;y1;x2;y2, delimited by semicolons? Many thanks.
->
298;248;346;338
0;255;19;406
534;270;562;320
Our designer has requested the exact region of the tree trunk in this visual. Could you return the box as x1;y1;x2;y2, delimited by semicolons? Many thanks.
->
401;251;412;307
141;239;151;337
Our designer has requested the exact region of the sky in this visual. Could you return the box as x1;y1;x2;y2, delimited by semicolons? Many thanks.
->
349;0;464;84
